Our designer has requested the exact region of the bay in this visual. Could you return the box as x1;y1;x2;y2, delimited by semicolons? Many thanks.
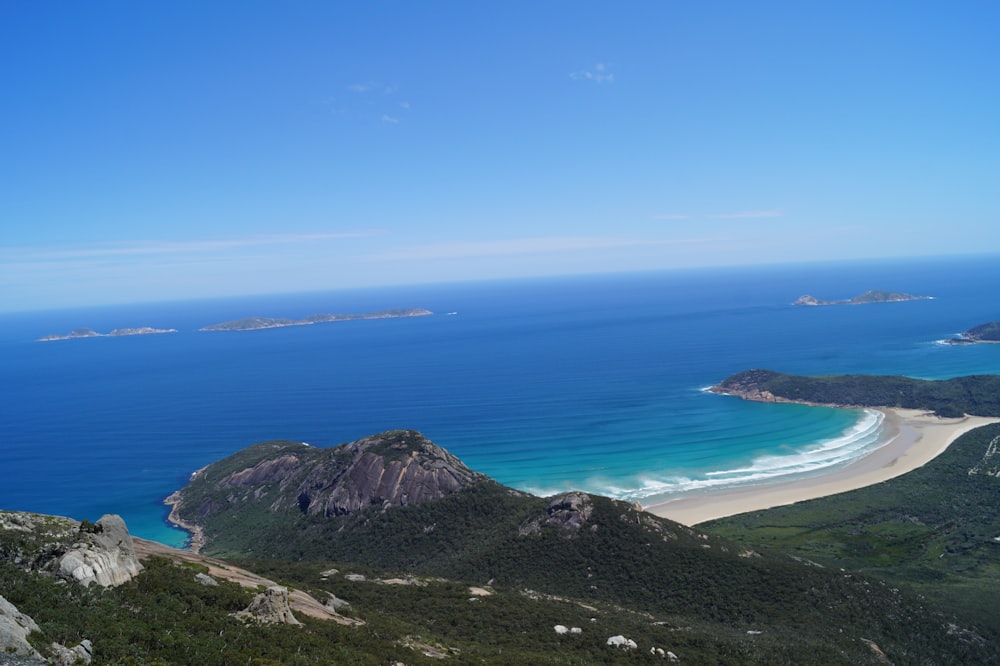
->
3;254;999;546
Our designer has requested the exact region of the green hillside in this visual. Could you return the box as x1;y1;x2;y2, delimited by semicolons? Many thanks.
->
705;422;1000;640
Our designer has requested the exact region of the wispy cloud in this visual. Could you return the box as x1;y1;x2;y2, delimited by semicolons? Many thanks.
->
710;209;784;219
1;232;384;262
570;63;614;83
651;214;691;221
350;82;397;95
374;236;711;261
381;114;399;124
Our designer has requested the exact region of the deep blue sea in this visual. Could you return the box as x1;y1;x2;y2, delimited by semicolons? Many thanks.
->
3;255;1000;547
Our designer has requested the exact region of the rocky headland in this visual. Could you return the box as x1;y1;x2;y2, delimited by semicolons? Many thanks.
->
940;321;1000;345
167;430;487;540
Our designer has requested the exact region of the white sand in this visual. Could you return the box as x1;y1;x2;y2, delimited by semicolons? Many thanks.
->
644;408;1000;525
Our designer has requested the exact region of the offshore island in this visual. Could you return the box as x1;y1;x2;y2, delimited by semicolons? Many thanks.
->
793;289;931;306
199;307;433;331
38;326;177;342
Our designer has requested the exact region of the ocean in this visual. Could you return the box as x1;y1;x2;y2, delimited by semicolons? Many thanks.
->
3;254;1000;547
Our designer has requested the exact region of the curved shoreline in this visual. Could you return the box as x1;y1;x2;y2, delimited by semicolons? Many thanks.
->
163;465;208;552
644;408;1000;525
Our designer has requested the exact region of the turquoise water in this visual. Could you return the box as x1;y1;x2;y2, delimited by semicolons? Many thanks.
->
3;255;1000;546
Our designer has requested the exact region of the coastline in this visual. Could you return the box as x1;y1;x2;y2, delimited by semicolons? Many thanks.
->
163;466;208;553
645;408;1000;525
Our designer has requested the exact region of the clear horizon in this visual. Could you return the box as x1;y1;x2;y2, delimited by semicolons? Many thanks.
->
4;2;999;312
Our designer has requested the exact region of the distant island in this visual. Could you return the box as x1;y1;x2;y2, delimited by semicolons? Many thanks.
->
793;289;932;306
941;321;1000;345
200;308;433;331
38;326;177;342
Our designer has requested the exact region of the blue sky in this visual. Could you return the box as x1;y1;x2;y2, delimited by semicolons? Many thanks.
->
3;2;999;311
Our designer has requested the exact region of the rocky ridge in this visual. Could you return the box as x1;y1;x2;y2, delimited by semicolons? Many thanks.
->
170;430;487;547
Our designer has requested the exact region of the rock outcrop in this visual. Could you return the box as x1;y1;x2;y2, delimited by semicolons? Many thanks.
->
235;586;302;625
55;515;143;587
49;639;93;665
0;595;43;661
520;492;594;536
1;511;142;589
173;430;487;539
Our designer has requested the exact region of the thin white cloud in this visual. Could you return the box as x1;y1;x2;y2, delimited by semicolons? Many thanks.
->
374;236;712;261
349;82;398;95
570;63;614;83
381;114;400;124
1;232;384;262
710;209;784;219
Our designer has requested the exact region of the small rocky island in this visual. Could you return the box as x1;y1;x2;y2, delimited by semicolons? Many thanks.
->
38;326;177;342
200;308;433;331
941;321;1000;345
793;290;932;306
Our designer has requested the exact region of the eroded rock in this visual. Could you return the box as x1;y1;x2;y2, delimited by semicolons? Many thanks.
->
0;595;43;661
235;586;302;625
55;515;143;587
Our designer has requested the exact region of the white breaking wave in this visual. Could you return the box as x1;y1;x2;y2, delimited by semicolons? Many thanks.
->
606;410;886;502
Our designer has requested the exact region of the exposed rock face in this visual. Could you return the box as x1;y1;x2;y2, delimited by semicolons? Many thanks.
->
1;511;142;590
55;515;143;587
519;492;594;536
49;639;93;665
235;586;302;625
297;432;484;516
544;493;593;530
0;595;43;661
176;431;487;534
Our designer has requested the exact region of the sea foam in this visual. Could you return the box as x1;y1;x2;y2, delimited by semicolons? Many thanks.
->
612;410;885;502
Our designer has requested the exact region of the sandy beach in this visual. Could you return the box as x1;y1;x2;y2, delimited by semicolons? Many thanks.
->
645;408;1000;525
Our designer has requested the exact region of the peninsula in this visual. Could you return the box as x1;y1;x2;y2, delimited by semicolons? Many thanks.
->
38;326;177;342
793;289;931;306
941;320;1000;345
200;308;432;331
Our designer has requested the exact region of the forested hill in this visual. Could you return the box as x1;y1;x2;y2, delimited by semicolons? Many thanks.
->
157;429;1000;664
711;369;1000;417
